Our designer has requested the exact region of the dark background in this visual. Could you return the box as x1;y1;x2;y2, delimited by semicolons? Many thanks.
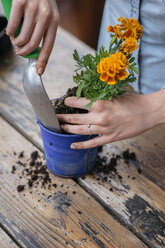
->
57;0;105;49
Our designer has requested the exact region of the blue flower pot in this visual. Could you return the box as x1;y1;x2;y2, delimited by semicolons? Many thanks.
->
37;119;98;178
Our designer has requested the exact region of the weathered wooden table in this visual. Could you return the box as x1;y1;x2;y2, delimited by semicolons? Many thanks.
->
0;27;165;248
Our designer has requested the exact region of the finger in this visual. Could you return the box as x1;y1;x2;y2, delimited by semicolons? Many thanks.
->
6;0;24;36
70;135;113;149
15;20;48;56
36;16;59;75
57;113;96;125
61;124;106;135
11;4;37;47
64;97;91;110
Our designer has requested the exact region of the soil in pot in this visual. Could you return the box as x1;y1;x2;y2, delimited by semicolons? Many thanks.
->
51;87;88;134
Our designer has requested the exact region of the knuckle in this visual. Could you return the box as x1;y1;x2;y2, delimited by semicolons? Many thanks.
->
59;116;65;122
94;100;105;112
40;4;51;18
101;112;110;125
96;118;102;125
77;126;84;134
7;23;17;33
52;12;60;24
108;132;119;142
97;114;105;125
72;117;79;123
16;0;26;7
29;40;37;50
28;1;37;12
6;30;12;36
63;124;68;131
90;139;97;148
16;36;27;45
64;98;74;106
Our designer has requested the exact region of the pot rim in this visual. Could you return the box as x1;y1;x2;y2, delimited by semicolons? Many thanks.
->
37;118;91;138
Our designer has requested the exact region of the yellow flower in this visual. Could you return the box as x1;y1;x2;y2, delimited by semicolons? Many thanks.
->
120;37;139;54
97;52;129;85
107;17;143;41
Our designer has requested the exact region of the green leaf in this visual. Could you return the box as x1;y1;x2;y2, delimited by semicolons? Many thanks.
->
130;62;136;67
85;101;93;109
97;92;107;100
132;67;139;74
76;82;85;98
110;39;122;54
129;57;135;63
109;35;117;53
73;49;80;62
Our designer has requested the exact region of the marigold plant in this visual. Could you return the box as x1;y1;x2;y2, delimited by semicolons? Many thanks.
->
73;17;143;108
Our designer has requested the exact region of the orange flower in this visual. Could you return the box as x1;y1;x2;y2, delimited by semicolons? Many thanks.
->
107;17;143;41
118;17;143;40
107;25;122;39
107;25;114;33
97;52;129;85
120;37;139;54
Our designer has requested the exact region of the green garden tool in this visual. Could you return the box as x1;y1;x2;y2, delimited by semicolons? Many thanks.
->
1;0;61;133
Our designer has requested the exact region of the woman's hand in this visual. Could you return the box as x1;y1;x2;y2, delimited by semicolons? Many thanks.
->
57;90;165;149
6;0;59;75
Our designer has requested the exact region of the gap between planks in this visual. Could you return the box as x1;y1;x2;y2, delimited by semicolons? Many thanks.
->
0;227;20;248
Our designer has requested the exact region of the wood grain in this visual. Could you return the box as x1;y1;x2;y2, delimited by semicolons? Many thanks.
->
0;228;18;248
0;117;146;248
112;126;165;190
78;143;165;248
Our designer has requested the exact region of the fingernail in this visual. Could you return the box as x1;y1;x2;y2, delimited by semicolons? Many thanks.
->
37;67;44;75
71;143;79;149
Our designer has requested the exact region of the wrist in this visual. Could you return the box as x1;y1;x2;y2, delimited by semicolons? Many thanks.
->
146;89;165;127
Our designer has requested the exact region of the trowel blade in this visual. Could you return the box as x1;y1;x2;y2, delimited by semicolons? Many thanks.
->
23;59;61;133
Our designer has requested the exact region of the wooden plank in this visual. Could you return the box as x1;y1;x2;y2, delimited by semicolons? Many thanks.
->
0;228;18;248
0;117;146;248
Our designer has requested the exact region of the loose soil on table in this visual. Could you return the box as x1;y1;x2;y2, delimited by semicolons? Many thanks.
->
10;148;142;196
92;148;139;185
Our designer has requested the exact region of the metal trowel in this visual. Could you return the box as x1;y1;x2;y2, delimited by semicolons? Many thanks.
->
1;0;61;133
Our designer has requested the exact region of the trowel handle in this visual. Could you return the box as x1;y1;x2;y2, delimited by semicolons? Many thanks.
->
1;0;41;59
